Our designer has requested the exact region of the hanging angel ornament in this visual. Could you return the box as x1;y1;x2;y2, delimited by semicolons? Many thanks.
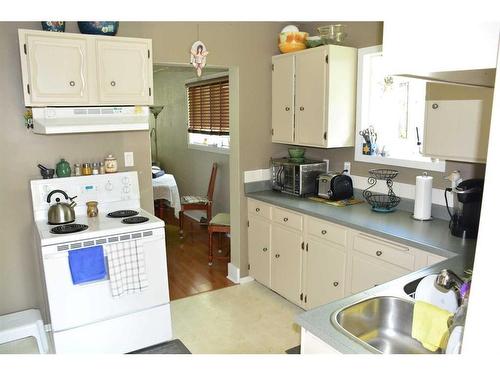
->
190;41;209;77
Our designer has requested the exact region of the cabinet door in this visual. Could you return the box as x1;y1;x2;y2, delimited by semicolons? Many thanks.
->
270;224;303;305
295;47;328;147
272;55;295;143
424;99;492;163
349;250;409;294
25;34;89;105
305;238;346;310
248;215;271;287
96;39;153;105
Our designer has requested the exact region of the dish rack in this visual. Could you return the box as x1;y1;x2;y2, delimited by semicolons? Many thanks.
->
362;169;401;212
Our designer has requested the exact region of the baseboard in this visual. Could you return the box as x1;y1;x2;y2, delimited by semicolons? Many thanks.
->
239;276;254;284
227;263;240;283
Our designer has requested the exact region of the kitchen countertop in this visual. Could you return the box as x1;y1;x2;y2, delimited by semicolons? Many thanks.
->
246;190;476;258
295;253;475;353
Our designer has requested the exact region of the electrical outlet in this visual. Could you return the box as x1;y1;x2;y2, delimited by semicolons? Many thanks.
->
344;161;351;175
124;152;134;167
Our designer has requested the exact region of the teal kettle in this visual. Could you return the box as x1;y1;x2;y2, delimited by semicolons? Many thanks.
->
56;159;71;177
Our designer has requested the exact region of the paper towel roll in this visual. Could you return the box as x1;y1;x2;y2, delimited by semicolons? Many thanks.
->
414;174;433;220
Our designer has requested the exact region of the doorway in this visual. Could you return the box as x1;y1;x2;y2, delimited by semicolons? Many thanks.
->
150;63;235;300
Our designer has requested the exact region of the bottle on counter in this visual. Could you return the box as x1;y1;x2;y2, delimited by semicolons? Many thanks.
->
74;163;81;176
104;154;118;173
82;163;92;176
86;201;98;217
99;161;106;174
56;158;71;177
92;162;99;175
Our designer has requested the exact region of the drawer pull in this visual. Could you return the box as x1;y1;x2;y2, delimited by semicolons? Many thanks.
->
285;106;290;111
275;254;280;258
255;207;260;212
110;80;116;87
333;281;339;287
321;229;327;235
69;80;75;87
299;106;304;111
376;250;383;256
283;217;289;222
262;247;268;252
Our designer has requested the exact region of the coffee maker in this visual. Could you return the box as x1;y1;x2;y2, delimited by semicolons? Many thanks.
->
445;178;484;239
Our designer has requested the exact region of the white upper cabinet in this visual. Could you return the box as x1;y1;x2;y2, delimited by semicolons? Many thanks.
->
23;33;89;105
96;39;152;104
271;45;357;148
19;29;153;106
383;21;499;87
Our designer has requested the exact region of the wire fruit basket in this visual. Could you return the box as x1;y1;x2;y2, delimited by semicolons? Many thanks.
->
363;169;401;212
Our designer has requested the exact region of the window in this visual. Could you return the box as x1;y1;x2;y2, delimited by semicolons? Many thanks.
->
186;75;230;153
355;46;445;172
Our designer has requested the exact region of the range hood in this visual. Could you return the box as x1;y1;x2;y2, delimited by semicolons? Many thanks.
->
31;106;150;135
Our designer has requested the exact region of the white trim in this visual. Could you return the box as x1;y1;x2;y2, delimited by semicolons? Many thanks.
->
244;168;271;183
184;71;229;86
187;143;230;155
239;276;254;284
355;153;446;172
350;174;452;206
227;263;240;283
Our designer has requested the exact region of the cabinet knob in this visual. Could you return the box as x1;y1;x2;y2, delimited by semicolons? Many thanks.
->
283;217;288;222
333;282;339;287
69;81;75;87
432;103;439;109
111;81;116;87
263;247;268;252
299;106;304;111
275;254;280;258
285;106;290;111
376;250;383;256
255;207;260;212
321;229;327;235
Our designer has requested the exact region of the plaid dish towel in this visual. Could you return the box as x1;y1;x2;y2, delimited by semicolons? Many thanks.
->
106;240;149;297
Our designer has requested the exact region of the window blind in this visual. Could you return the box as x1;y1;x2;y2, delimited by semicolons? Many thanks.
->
187;77;229;135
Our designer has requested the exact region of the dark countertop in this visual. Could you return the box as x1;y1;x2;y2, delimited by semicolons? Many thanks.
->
246;190;476;258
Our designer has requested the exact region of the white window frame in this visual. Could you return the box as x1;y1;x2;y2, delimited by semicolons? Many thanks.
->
185;72;230;155
355;45;446;172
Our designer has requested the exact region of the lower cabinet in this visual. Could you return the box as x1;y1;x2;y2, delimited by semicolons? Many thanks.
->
304;238;346;310
246;198;449;310
270;223;303;306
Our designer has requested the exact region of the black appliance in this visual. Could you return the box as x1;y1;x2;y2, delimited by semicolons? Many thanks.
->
316;170;353;201
445;178;484;239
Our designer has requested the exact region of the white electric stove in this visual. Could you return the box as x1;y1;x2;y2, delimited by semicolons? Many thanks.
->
30;171;172;353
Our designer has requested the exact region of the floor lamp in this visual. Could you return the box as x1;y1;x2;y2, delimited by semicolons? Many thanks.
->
149;105;164;167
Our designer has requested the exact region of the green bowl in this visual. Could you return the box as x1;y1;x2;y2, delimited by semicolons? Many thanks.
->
288;147;306;158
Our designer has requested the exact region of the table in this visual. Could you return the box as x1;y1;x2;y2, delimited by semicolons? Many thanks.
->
152;173;181;218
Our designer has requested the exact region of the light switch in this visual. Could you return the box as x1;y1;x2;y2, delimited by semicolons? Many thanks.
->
124;152;134;167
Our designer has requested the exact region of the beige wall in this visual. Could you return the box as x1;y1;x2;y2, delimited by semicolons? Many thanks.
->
152;65;230;215
0;22;155;316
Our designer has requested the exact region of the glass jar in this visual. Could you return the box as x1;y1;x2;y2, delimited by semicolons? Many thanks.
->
99;161;106;174
74;163;81;176
92;162;99;175
81;163;92;176
104;154;118;173
86;201;98;217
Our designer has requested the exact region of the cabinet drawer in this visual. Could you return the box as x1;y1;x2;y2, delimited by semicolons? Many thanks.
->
307;217;347;247
353;233;415;270
272;207;303;231
427;253;447;266
247;199;271;220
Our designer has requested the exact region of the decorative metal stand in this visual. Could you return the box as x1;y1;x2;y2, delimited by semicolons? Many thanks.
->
363;169;401;212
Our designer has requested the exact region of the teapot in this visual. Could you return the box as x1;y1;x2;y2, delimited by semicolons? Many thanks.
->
47;189;77;224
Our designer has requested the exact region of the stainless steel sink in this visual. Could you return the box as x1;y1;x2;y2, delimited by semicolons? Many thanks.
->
332;296;440;354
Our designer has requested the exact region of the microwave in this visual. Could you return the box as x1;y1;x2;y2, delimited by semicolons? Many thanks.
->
271;158;327;197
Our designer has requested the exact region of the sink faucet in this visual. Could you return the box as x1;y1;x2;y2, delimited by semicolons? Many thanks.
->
435;269;469;305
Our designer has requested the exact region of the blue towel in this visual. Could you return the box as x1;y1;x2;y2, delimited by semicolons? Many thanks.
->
68;246;107;285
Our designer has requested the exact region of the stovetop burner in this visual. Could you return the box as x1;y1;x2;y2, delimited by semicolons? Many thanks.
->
50;223;89;235
122;216;149;224
107;210;139;218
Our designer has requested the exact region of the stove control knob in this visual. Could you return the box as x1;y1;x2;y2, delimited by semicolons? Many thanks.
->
105;182;113;191
122;186;130;193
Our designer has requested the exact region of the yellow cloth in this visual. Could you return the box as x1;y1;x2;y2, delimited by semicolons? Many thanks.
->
412;300;453;352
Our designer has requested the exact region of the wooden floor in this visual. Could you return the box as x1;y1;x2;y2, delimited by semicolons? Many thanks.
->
156;204;234;301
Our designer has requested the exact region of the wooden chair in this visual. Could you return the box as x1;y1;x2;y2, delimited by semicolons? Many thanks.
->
208;213;230;265
179;162;218;238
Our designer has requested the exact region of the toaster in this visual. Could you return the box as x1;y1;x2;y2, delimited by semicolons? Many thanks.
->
317;171;354;201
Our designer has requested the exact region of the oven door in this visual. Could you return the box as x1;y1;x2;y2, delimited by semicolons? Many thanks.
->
42;228;169;332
